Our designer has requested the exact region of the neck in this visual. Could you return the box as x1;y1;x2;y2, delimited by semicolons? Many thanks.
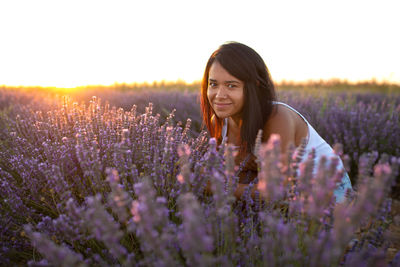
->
228;116;242;139
228;116;247;153
230;113;242;127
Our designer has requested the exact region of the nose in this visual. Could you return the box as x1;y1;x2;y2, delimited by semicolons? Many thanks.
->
215;86;227;99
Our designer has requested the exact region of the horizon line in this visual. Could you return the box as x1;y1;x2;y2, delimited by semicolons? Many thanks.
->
1;77;399;89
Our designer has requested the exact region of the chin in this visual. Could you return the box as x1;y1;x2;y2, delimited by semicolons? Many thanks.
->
215;113;229;119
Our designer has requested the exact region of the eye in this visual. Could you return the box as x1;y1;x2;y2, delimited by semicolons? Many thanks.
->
208;82;217;88
227;84;236;89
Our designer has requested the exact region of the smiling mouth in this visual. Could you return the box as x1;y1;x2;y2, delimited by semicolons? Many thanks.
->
214;103;232;107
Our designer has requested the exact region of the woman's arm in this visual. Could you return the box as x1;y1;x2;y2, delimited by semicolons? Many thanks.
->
204;106;300;200
204;179;260;200
232;106;298;200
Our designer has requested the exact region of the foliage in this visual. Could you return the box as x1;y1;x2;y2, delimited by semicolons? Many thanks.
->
0;92;399;266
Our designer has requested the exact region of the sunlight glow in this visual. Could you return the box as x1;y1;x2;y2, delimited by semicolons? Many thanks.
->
0;0;399;87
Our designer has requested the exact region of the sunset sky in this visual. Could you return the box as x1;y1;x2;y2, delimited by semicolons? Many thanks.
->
0;0;399;87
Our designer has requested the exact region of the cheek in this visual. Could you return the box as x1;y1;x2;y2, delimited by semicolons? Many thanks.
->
207;90;212;103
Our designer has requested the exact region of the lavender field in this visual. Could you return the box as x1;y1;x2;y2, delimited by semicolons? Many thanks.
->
0;86;400;266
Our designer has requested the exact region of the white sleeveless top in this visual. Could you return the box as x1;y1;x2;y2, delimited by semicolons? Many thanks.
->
221;101;353;203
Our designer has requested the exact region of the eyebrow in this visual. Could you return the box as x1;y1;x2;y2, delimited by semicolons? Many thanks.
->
208;78;240;84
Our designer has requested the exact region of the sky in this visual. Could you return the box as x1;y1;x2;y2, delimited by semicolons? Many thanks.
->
0;0;399;87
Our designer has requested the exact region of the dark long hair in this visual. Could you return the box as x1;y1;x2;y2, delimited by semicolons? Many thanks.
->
200;41;276;152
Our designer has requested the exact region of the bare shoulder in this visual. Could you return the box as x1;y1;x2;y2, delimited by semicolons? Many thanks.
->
263;105;295;135
262;104;296;149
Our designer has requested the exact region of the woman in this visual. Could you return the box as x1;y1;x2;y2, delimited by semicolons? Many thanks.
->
200;41;352;203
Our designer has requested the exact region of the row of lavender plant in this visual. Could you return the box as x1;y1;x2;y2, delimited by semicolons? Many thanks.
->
0;88;202;134
2;88;399;189
0;93;399;265
0;95;206;265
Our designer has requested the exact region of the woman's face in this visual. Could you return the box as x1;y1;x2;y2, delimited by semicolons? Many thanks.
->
207;61;244;122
